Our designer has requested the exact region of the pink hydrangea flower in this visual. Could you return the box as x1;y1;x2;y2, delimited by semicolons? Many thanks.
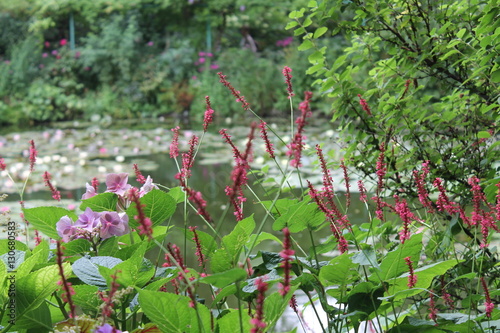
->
82;182;97;200
139;176;158;197
105;173;132;196
56;216;77;242
99;212;129;239
74;207;101;232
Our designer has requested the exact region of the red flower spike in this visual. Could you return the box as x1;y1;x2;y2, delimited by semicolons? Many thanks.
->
358;180;367;203
203;96;214;132
29;140;37;172
129;188;153;240
133;164;146;184
43;171;61;201
357;94;372;116
278;227;294;296
217;72;250;110
481;277;494;318
340;159;351;208
287;91;313;167
404;256;417;288
56;241;76;319
250;278;268;333
189;226;206;267
259;120;275;159
170;126;180;159
282;66;295;98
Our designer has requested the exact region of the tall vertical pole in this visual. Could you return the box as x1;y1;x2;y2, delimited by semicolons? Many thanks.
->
69;12;75;50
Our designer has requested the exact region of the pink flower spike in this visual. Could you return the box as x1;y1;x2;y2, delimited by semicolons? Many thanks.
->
282;66;294;98
0;157;6;171
43;171;61;201
133;163;146;184
203;96;214;132
217;72;250;110
279;227;294;296
29;140;37;172
404;256;417;288
357;94;372;116
358;180;367;203
170;126;180;158
129;188;153;240
251;278;268;333
189;226;206;267
259;120;275;159
91;177;99;191
287;91;313;167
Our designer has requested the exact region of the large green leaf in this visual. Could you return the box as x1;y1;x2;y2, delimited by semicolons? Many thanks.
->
216;309;251;332
264;286;299;329
371;233;423;282
15;263;70;317
199;268;247;288
126;189;176;229
23;207;77;239
80;192;118;212
320;253;358;288
138;289;211;333
386;259;462;299
210;215;255;273
4;301;52;330
272;199;325;232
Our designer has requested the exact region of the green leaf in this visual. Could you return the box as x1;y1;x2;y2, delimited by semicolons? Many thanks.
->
216;309;251;332
72;256;122;287
126;189;176;229
346;282;385;318
351;248;379;269
387;259;462;299
71;285;101;312
298;40;314;51
199;268;247;288
272;199;324;232
491;69;500;83
23;207;77;239
61;238;92;256
16;263;69;317
264;287;299;328
16;250;44;278
285;21;298;30
138;290;211;333
320;253;357;287
288;9;305;19
80;192;118;212
313;26;328;38
101;243;155;288
477;131;491;139
456;28;467;39
0;239;28;254
5;301;52;330
247;232;282;249
210;215;255;273
372;233;423;282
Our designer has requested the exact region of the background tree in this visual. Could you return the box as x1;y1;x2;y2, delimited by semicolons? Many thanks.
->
289;0;500;200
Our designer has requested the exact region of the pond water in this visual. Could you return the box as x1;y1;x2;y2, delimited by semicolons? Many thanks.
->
0;119;369;332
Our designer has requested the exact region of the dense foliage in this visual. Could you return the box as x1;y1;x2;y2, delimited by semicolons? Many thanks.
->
289;0;500;199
